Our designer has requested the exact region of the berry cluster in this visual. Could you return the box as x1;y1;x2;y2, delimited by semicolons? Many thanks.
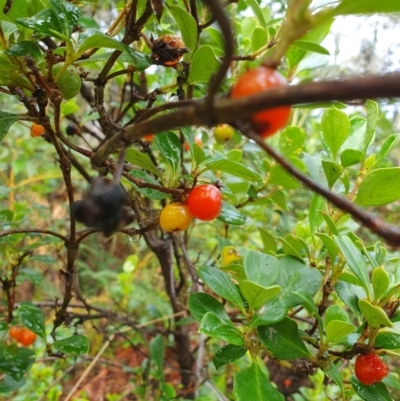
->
9;326;37;346
160;184;222;232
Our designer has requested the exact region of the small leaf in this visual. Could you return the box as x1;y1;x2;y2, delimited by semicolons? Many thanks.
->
188;293;230;323
292;40;330;55
199;312;244;346
251;27;268;53
187;45;222;84
129;170;167;200
356;168;400;207
375;332;400;350
325;305;350;326
340;149;364;167
53;334;90;355
358;299;393;328
155;131;181;176
17;302;46;340
258;318;309;360
150;334;165;381
16;9;65;39
279;126;306;156
316;233;338;263
198;266;244;309
0;112;22;143
325;320;355;343
322;160;343;188
125;148;161;178
6;41;42;59
239;281;281;311
214;344;247;370
49;0;80;38
351;377;392;401
245;0;267;28
243;250;280;287
372;267;390;301
334;0;400;16
217;201;246;226
234;361;284;401
0;375;25;394
249;298;287;328
321;107;351;160
269;165;300;189
376;134;400;165
309;194;324;235
0;346;35;382
336;281;366;321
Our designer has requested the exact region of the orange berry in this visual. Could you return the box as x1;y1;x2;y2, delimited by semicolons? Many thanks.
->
18;328;37;346
9;326;24;341
143;134;154;141
30;123;45;137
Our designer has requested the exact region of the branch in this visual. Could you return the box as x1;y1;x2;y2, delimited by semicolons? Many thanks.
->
94;73;400;165
0;227;68;242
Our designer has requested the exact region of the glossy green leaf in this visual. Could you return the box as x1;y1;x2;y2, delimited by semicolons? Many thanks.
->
372;267;390;301
321;107;351;160
325;305;350;326
53;334;90;355
292;40;330;55
0;111;21;143
187;45;221;84
336;281;366;321
214;344;247;370
325;320;355;343
16;9;64;39
17;302;46;340
249;298;287;328
217;201;245;226
340;149;363;167
334;0;400;15
6;41;42;59
155;131;181;176
125;148;161;178
239;281;281;311
234;362;284;401
322;160;343;188
188;293;230;323
358;299;393;328
0;375;25;394
279;126;306;156
243;250;280;288
150;334;165;381
276;256;322;308
198;266;244;309
168;5;197;59
356;168;400;207
335;235;371;296
199;312;244;345
0;346;35;382
375;332;400;350
258;318;309;360
351;377;392;401
49;0;80;38
376;134;400;165
129;170;167;200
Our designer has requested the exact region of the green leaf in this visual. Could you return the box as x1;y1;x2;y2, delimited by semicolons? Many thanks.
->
0;346;35;382
200;155;262;183
53;334;90;355
125;148;161;178
309;194;324;235
356;168;400;207
199;312;244;346
292;40;330;55
258;318;309;360
250;298;287;328
217;201;246;226
0;375;25;394
188;293;230;323
336;281;366;321
335;235;371;296
340;149;363;167
198;266;244;309
334;0;400;15
276;256;322;308
16;9;64;39
325;305;350;326
243;250;280;288
245;0;267;28
325;320;355;343
251;27;268;53
364;100;379;151
150;334;165;381
6;41;42;59
214;344;247;370
187;45;221;84
234;362;284;401
0;112;22;143
239;281;281;311
321;107;351;160
155;131;181;176
168;5;197;59
319;211;339;235
351;377;392;401
129;170;167;200
375;332;400;350
358;299;393;328
327;362;345;398
17;302;46;340
376;134;400;165
269;165;300;189
49;0;80;38
279;126;306;156
259;228;277;253
321;160;343;188
372;267;390;302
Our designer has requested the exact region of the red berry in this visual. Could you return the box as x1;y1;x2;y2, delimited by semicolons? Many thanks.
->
143;134;154;141
354;354;388;385
231;66;291;138
18;328;37;346
187;184;222;221
9;326;23;341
